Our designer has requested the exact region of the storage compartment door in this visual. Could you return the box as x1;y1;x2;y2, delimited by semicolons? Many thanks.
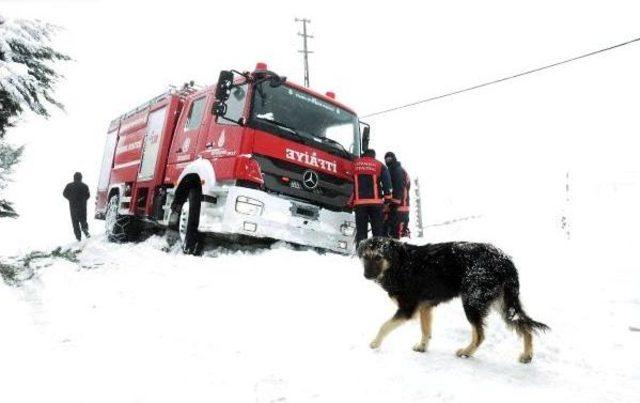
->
138;106;168;181
98;129;119;191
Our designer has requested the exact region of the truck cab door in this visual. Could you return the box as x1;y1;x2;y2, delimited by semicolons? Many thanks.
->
168;95;208;165
199;84;249;159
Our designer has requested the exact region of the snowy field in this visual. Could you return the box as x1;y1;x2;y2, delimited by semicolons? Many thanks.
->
1;213;638;403
2;1;640;402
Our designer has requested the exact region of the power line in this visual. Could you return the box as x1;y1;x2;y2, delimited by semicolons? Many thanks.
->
363;35;640;118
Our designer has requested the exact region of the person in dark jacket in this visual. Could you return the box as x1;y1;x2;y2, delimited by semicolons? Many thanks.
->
351;149;392;247
63;172;91;241
384;151;410;239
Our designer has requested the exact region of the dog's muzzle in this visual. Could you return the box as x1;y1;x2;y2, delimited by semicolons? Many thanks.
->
363;262;382;280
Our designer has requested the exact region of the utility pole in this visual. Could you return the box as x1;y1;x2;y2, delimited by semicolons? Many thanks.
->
414;178;425;237
561;171;571;240
295;18;313;87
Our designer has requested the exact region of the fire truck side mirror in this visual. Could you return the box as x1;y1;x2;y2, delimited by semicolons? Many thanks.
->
215;70;234;102
213;70;235;117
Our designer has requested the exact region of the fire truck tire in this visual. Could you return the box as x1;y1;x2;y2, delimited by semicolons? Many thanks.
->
105;194;140;243
178;187;203;255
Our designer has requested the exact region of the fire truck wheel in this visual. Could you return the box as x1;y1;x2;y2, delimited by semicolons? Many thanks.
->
178;187;203;255
105;194;140;242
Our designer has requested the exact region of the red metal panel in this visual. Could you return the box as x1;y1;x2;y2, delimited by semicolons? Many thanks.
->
111;109;147;186
133;95;183;215
167;92;209;164
252;129;353;180
210;157;237;182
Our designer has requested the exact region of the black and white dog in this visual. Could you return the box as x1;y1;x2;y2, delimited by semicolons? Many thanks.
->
358;237;549;363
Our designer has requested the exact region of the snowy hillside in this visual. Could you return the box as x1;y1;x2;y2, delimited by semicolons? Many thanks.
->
1;217;638;403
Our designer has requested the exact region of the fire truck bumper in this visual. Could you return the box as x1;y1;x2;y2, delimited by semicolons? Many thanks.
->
197;186;356;254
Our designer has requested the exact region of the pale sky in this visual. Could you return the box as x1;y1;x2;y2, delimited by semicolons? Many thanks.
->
2;0;639;250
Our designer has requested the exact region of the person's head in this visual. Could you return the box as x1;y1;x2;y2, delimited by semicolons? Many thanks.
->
384;151;397;166
362;149;376;158
73;172;82;182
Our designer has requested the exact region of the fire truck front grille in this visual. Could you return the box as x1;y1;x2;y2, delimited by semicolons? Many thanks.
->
253;155;353;212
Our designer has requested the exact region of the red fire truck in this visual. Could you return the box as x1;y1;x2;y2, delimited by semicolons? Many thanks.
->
95;63;369;254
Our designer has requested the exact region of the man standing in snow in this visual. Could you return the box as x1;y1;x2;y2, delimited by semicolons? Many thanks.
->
351;149;392;247
384;152;410;239
63;172;90;241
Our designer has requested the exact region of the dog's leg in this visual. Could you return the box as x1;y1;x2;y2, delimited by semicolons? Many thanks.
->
456;324;485;358
496;286;540;363
370;310;408;349
519;330;533;363
413;305;433;353
457;301;487;358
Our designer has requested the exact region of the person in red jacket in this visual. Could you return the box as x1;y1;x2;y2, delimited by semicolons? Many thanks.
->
384;151;411;239
352;148;392;247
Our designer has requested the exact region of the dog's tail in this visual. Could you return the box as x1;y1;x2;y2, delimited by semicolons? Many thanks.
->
501;273;550;335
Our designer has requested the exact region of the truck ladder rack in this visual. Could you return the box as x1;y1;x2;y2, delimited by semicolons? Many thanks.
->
109;82;201;127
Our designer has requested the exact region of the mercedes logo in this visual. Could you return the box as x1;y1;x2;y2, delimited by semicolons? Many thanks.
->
302;170;319;190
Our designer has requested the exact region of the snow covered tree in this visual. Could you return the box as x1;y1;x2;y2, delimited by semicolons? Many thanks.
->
0;15;69;217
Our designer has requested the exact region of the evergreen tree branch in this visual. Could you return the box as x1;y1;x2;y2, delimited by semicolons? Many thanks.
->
0;16;69;217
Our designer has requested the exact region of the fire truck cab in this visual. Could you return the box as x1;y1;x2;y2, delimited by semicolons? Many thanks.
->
96;63;368;254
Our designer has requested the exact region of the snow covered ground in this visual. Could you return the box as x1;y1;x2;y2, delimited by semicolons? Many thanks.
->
1;1;640;402
1;213;638;403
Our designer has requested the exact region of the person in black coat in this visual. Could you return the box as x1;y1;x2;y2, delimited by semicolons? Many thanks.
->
63;172;91;241
384;152;411;239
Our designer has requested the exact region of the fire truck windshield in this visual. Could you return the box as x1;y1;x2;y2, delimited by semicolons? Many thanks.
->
251;84;360;158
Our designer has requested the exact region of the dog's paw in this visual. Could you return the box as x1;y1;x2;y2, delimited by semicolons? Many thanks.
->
412;342;427;353
519;353;533;364
456;348;471;358
369;340;381;349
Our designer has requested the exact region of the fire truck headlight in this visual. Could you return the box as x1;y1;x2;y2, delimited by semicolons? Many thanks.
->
340;221;356;237
235;196;264;216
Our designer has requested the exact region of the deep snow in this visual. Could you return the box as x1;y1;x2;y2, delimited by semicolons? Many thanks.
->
1;215;638;403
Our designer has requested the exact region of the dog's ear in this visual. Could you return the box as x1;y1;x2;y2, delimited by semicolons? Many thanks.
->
356;241;365;258
382;238;406;266
356;238;372;258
